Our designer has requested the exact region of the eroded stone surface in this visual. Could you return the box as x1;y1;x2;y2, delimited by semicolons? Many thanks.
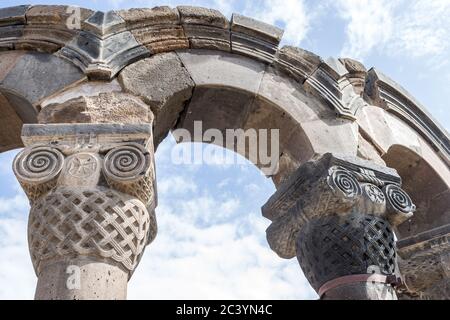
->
118;6;189;54
274;46;322;82
263;153;413;299
0;50;26;81
177;49;266;93
178;6;229;28
39;92;152;124
178;6;230;51
2;52;85;105
119;52;194;145
14;123;157;300
26;5;93;26
0;5;29;26
0;92;23;152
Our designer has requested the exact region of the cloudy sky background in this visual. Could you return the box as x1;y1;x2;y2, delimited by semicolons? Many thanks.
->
1;0;449;299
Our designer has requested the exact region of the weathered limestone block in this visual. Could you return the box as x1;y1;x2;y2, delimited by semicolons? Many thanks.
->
356;105;423;155
251;66;357;173
0;5;30;50
397;225;449;299
16;5;93;53
0;5;29;26
176;50;265;143
0;5;28;50
119;52;194;146
117;6;189;54
231;13;283;63
262;153;415;299
13;123;157;300
357;132;385;166
365;68;450;166
45;9;151;80
271;152;302;188
304;57;366;119
39;92;152;124
339;58;367;96
40;80;122;107
0;92;23;152
177;49;265;93
382;142;450;242
300;119;359;156
1;52;86;106
177;6;230;51
26;5;93;26
182;86;254;137
257;66;333;123
0;50;26;81
274;46;322;82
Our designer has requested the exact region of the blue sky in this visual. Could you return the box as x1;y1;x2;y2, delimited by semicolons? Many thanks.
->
0;0;449;299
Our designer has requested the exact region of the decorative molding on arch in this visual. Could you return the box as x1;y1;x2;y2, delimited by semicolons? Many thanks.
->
365;68;450;167
0;4;448;168
0;4;364;121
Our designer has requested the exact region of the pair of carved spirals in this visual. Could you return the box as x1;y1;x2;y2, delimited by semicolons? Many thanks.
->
13;146;64;183
103;144;151;182
14;144;151;184
328;167;415;213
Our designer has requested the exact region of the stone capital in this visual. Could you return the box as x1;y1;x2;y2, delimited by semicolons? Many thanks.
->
13;123;157;278
262;153;415;259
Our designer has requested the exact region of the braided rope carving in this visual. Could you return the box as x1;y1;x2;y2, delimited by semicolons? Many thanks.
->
28;186;156;275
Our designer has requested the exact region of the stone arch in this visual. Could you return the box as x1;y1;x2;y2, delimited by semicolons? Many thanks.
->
383;144;450;238
117;49;359;185
0;4;448;300
0;50;86;152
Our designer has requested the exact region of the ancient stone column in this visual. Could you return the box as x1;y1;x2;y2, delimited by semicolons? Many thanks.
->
397;225;450;300
13;123;157;300
262;153;416;300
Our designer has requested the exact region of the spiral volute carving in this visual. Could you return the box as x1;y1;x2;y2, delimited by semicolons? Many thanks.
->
103;144;151;182
327;167;362;198
383;184;416;214
13;146;64;183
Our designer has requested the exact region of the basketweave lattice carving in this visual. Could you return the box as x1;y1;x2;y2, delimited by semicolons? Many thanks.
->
262;153;415;297
296;213;396;290
13;124;157;275
28;187;156;274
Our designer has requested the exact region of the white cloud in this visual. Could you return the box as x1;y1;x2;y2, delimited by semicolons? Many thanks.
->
245;0;309;46
158;175;198;195
336;0;450;65
129;203;317;299
0;193;29;216
0;211;36;299
335;0;397;60
389;1;450;60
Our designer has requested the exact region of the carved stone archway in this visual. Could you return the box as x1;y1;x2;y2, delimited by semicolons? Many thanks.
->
0;4;448;300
